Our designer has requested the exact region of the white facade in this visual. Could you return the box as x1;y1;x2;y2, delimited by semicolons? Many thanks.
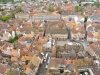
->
3;32;11;41
52;34;68;40
2;31;17;41
71;32;85;40
12;31;15;38
87;37;93;42
15;13;30;20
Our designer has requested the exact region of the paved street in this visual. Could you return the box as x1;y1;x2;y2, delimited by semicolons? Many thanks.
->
56;39;70;46
91;65;100;75
37;62;47;75
37;48;51;75
80;40;88;51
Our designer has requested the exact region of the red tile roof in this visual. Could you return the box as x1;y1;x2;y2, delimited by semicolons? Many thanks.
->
52;46;56;57
66;6;75;10
72;27;85;34
0;64;7;74
90;40;100;50
88;33;93;38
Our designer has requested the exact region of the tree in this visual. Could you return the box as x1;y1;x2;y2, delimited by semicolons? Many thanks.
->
63;0;68;3
75;6;79;12
92;2;100;7
48;7;54;12
80;0;86;2
89;41;94;44
75;6;83;14
84;3;89;7
8;36;18;43
84;16;88;23
16;7;22;13
0;16;10;22
0;8;4;11
9;12;15;18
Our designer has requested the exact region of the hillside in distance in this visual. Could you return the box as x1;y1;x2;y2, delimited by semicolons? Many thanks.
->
0;0;33;3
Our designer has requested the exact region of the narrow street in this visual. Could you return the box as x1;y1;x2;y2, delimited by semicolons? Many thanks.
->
80;40;88;52
37;49;52;75
37;61;47;75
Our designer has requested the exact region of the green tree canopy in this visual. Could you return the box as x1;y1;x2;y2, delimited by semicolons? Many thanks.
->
48;7;54;12
16;7;22;13
9;12;15;18
8;36;18;43
0;16;10;22
75;6;83;13
63;0;68;3
92;2;100;7
0;8;4;11
84;16;88;23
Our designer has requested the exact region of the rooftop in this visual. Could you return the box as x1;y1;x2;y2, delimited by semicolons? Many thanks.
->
90;40;100;56
46;20;68;34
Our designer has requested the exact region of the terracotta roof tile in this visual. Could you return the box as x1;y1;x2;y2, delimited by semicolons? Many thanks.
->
11;57;19;62
25;68;31;74
37;38;48;44
22;65;28;69
21;56;32;61
66;6;75;10
20;49;28;57
0;64;7;74
64;59;73;65
11;49;19;57
52;46;56;57
90;40;100;50
18;36;25;41
28;52;34;57
71;27;85;34
88;33;93;38
26;44;31;50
